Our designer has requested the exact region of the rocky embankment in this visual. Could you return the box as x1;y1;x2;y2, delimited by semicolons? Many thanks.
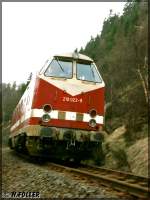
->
102;126;148;177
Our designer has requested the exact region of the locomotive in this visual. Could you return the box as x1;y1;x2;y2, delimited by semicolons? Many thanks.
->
9;52;105;162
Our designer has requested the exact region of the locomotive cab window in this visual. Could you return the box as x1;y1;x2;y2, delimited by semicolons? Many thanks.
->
77;62;102;83
44;59;73;79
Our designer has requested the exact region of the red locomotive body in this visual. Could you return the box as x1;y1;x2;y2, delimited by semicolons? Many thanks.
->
9;53;105;161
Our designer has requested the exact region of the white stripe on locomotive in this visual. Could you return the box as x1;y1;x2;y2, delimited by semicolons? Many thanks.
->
11;109;104;132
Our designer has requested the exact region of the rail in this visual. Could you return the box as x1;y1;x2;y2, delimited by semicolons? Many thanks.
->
12;151;149;198
49;163;149;199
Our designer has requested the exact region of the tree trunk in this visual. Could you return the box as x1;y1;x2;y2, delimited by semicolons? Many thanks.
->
137;66;148;104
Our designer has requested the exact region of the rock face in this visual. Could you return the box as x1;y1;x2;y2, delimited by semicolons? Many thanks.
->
102;126;129;171
102;126;148;177
126;137;148;177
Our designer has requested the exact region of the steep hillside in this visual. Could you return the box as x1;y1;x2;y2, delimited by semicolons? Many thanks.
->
79;1;148;140
79;1;148;175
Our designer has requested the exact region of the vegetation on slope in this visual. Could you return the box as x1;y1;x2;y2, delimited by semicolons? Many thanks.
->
79;1;148;174
79;1;148;141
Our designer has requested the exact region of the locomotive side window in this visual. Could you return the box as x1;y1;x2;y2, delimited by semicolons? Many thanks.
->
77;63;102;83
44;59;73;79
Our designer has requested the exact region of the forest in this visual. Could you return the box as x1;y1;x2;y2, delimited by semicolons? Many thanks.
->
79;1;148;141
2;1;148;143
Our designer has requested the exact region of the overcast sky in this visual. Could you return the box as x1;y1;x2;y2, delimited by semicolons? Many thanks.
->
2;2;126;85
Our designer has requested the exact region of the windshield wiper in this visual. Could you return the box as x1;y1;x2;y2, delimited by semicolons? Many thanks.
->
56;57;64;72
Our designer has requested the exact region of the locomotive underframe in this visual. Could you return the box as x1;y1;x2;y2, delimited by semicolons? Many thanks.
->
9;125;103;162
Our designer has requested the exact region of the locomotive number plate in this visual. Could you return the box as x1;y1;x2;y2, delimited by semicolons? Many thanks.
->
62;97;83;103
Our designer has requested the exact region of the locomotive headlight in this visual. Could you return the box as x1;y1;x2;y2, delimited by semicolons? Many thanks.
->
89;119;97;128
89;109;97;118
43;104;52;113
42;114;51;122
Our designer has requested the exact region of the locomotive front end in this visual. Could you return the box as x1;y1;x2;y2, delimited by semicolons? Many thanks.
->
10;52;105;162
28;52;105;160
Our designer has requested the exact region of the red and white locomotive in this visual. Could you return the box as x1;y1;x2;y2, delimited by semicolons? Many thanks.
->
9;52;105;162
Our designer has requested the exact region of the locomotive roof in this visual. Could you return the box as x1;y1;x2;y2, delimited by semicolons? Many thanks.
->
54;52;93;62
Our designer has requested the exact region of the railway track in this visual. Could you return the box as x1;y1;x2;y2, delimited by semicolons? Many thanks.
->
48;162;149;199
12;150;149;198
